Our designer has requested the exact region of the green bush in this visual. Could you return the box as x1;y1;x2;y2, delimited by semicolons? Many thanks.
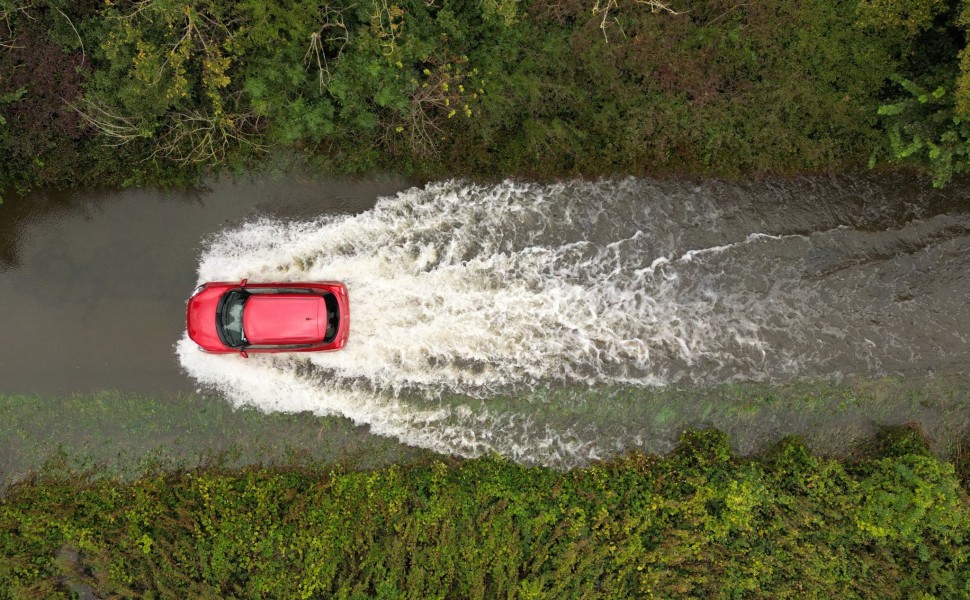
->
854;0;970;186
1;0;945;188
672;427;732;472
763;435;820;492
866;423;935;459
1;428;967;598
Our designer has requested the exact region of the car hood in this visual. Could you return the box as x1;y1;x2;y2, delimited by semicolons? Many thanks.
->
186;285;229;350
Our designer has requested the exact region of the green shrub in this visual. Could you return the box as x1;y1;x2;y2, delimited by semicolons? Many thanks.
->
865;422;935;459
763;434;820;492
673;427;732;472
0;0;933;186
3;428;967;598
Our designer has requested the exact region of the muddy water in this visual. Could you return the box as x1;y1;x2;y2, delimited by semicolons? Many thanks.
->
2;173;968;467
176;174;970;465
186;176;970;390
0;176;408;393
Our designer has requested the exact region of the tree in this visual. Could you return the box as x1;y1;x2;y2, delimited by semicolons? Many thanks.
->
79;0;264;165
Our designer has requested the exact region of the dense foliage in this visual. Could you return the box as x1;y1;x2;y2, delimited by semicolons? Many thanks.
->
2;0;970;195
1;428;967;598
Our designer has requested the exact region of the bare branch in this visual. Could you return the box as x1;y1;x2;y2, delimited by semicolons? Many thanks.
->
118;0;157;22
71;96;268;165
592;0;681;43
381;58;476;159
634;0;680;14
52;6;85;66
591;0;621;43
369;0;404;56
147;107;268;165
67;98;148;146
304;7;349;94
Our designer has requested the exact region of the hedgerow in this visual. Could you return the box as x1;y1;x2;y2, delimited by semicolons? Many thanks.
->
2;0;968;195
1;429;967;598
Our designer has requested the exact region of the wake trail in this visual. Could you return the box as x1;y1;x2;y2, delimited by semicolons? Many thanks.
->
178;179;970;465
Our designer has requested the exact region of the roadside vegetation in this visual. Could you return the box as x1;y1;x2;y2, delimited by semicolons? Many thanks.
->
3;0;970;197
1;427;968;598
0;391;432;487
3;2;969;596
4;379;968;486
2;384;969;597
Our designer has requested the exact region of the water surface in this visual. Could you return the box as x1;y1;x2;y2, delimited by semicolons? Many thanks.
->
177;175;970;464
2;173;968;467
0;176;407;393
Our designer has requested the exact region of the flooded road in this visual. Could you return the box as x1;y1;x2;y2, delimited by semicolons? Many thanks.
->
1;173;968;467
0;176;407;393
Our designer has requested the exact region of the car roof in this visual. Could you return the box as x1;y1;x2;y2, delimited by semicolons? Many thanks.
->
242;295;326;345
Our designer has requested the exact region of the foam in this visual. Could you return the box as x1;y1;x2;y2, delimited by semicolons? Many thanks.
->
178;179;970;465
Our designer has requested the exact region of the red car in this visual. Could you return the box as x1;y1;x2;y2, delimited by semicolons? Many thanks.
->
186;280;349;356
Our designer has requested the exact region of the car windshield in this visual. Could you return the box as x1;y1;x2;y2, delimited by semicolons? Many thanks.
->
220;290;248;347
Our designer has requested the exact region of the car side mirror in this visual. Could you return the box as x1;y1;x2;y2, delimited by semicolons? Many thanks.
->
240;278;248;286
240;350;248;358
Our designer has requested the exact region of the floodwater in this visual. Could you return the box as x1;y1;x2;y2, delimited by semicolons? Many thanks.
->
2;173;969;467
0;175;408;393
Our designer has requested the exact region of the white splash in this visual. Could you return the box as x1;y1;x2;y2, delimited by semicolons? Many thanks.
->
177;179;820;464
188;181;802;391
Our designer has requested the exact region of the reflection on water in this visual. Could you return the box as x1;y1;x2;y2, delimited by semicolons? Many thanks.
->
1;190;124;270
